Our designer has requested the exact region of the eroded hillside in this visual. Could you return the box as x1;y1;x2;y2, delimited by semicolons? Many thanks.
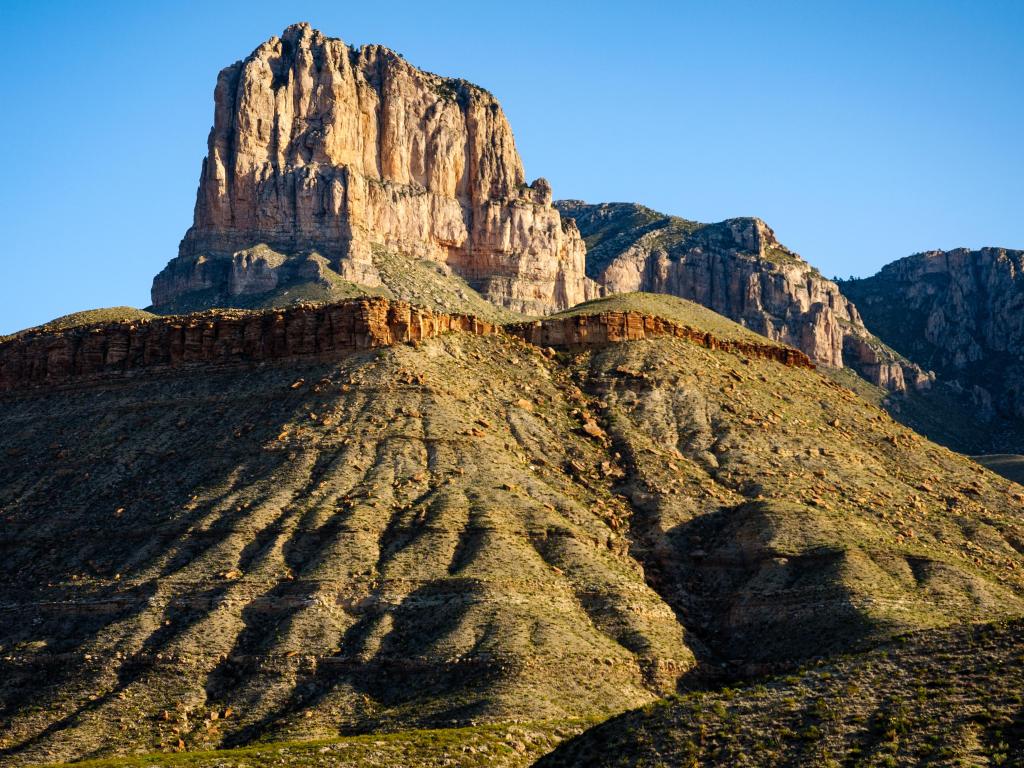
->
537;618;1024;767
2;294;1023;766
0;323;689;764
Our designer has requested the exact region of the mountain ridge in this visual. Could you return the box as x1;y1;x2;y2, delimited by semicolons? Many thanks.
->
840;247;1024;425
555;200;934;394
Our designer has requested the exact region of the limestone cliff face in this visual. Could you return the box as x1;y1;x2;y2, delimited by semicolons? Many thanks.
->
841;247;1024;417
557;200;932;391
153;23;595;315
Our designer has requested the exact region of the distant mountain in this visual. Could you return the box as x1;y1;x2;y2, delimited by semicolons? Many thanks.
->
840;248;1024;446
556;200;932;393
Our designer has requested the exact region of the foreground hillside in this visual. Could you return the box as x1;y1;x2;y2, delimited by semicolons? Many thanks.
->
538;618;1024;767
35;722;584;768
2;294;1024;765
0;305;690;763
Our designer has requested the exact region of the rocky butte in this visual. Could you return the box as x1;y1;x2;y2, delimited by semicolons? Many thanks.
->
152;23;596;315
147;22;931;401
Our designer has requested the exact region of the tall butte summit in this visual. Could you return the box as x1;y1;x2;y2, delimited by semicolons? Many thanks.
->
5;21;1024;768
152;22;596;316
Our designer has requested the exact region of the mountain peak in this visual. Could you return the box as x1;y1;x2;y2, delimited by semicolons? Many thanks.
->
151;25;597;316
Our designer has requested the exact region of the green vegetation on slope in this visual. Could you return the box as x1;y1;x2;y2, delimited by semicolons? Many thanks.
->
0;307;156;342
572;334;1024;666
149;247;520;323
370;246;520;322
548;292;773;343
37;721;588;768
537;618;1024;767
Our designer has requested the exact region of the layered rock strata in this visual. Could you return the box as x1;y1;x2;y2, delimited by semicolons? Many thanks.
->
153;23;595;315
507;314;813;368
840;247;1024;418
557;201;931;392
0;298;811;391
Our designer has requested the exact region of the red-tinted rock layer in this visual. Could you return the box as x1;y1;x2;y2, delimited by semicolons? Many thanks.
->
0;299;812;391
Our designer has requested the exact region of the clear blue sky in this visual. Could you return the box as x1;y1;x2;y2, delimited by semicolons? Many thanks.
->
2;0;1021;333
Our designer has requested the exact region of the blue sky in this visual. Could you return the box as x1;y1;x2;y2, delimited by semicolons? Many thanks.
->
2;0;1021;333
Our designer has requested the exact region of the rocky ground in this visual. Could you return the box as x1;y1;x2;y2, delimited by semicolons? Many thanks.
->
3;294;1024;765
537;618;1024;767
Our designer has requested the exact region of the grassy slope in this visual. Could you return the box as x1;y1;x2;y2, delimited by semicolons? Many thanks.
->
537;618;1024;768
548;292;771;343
37;721;588;768
3;297;1024;764
369;246;520;323
0;333;691;765
572;335;1024;669
0;308;156;342
149;247;519;324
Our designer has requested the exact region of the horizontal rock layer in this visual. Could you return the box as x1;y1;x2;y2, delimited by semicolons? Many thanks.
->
155;23;595;315
507;315;813;368
0;299;812;391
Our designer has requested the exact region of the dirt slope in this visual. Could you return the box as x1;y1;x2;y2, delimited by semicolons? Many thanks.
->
2;294;1024;765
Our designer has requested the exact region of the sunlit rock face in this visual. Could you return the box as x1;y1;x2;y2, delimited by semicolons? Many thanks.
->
558;200;932;391
153;23;596;315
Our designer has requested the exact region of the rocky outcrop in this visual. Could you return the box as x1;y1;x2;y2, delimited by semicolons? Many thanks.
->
0;298;812;391
557;200;932;392
152;23;596;315
841;247;1024;418
0;299;495;390
508;313;813;368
